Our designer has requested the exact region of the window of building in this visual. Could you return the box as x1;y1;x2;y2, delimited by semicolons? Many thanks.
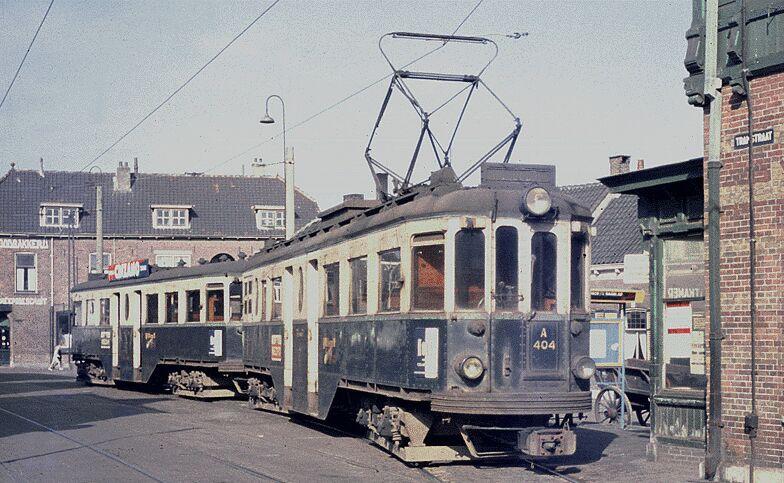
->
254;206;285;230
350;257;368;314
324;263;340;316
165;292;179;323
229;281;242;321
99;298;110;325
186;290;201;322
455;229;485;310
379;249;402;312
271;277;282;320
570;234;586;310
89;253;112;274
39;204;80;228
14;253;37;293
411;233;445;311
206;287;224;322
626;308;647;331
152;205;190;229
146;294;158;324
531;232;557;311
495;226;518;310
155;250;192;268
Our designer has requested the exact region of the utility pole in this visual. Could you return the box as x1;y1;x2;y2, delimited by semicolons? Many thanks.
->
285;146;295;239
96;185;104;274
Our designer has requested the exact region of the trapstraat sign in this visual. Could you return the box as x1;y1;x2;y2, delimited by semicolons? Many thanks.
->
733;128;774;149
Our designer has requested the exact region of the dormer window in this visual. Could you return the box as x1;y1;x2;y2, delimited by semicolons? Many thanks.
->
39;203;82;228
253;205;285;230
151;204;191;229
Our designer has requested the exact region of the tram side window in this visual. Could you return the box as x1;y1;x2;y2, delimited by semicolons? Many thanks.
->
255;279;261;318
324;263;340;316
495;227;518;310
165;292;178;323
297;268;305;315
146;294;158;324
455;229;485;309
99;298;110;325
260;280;267;320
230;281;242;321
206;288;224;322
412;233;445;311
186;290;201;322
531;232;557;311
271;277;282;320
379;249;402;312
350;257;368;314
570;234;586;309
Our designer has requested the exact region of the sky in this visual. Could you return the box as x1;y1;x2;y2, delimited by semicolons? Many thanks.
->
0;0;703;209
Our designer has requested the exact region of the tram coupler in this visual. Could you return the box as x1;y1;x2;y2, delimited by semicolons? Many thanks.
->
518;428;576;456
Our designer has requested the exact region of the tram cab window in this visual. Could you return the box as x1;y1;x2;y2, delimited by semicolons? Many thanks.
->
455;229;485;309
531;232;557;311
379;249;402;312
146;294;158;323
229;281;242;321
350;257;368;314
324;263;340;316
186;290;201;322
495;227;518;310
570;234;586;310
271;277;282;320
412;233;445;311
99;298;110;325
206;287;224;322
165;292;178;323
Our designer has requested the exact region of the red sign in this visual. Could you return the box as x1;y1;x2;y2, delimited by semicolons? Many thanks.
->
108;259;150;281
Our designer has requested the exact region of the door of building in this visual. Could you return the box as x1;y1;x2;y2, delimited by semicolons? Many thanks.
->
0;312;10;366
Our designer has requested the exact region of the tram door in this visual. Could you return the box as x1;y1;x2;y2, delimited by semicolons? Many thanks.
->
290;266;309;414
0;311;10;366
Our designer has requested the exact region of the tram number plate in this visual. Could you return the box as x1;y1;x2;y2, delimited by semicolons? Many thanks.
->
530;321;559;371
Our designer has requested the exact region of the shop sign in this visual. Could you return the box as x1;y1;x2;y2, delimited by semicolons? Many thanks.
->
733;128;774;149
663;239;704;301
0;239;49;250
0;297;48;306
108;259;150;281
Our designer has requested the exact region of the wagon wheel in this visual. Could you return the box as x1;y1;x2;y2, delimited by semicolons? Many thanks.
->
594;387;631;426
635;407;650;426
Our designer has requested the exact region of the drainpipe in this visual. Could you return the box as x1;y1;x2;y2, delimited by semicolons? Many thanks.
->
704;0;724;479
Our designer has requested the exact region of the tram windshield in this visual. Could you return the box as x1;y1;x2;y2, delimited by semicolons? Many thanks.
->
455;229;485;309
531;232;557;311
495;226;518;310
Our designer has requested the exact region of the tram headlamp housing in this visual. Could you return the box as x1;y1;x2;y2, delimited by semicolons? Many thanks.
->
571;356;596;380
457;356;485;381
523;187;552;216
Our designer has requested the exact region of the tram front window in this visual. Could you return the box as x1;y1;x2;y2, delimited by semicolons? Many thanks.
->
495;226;518;310
412;233;444;310
455;229;485;309
531;232;557;311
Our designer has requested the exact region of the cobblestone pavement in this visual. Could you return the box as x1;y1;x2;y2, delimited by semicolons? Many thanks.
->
0;369;700;482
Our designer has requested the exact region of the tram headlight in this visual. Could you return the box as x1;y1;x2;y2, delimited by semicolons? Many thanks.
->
457;356;485;381
571;356;596;380
523;187;552;216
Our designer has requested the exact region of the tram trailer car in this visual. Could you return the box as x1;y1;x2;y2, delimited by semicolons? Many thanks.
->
71;260;247;397
238;163;596;462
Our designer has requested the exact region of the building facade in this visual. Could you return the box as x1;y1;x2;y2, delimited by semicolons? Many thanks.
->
0;161;319;366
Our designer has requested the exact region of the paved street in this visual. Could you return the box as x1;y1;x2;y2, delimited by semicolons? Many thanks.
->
0;369;698;482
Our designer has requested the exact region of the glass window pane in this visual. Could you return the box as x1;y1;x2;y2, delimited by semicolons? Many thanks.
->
229;281;242;321
350;257;367;314
165;292;178;323
271;277;282;320
146;294;158;324
412;244;444;310
531;232;557;311
297;269;304;314
571;235;586;309
455;229;485;309
100;298;111;325
186;290;201;322
495;226;518;310
207;289;225;322
379;249;401;312
324;263;340;316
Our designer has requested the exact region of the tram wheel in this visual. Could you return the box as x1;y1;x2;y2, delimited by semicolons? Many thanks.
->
594;387;631;426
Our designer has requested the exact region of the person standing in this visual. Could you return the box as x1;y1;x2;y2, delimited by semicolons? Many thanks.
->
48;342;63;371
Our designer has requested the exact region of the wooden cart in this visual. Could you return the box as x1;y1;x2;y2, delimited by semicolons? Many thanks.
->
594;358;651;426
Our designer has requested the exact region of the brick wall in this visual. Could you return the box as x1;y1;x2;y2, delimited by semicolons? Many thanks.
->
705;72;784;469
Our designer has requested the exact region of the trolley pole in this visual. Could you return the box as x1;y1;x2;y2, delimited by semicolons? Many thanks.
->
96;185;104;274
284;146;295;240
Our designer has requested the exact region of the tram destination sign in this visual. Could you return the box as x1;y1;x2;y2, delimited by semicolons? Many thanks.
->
108;259;150;281
733;128;774;149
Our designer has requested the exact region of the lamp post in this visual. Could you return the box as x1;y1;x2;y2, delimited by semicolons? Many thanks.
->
260;95;295;239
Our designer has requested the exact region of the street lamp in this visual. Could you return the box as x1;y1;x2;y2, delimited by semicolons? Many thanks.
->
260;94;295;239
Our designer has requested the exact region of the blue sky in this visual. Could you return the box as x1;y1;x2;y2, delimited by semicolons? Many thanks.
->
0;0;702;208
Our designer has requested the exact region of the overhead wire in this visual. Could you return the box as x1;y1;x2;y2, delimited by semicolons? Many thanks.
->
202;0;485;174
0;0;55;112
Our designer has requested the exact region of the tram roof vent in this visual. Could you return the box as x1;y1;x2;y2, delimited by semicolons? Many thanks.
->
480;163;556;190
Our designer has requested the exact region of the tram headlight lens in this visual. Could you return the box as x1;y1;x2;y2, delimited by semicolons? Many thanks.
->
458;356;485;380
571;356;596;380
524;187;552;216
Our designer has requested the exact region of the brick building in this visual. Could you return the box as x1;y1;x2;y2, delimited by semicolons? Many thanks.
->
0;161;319;366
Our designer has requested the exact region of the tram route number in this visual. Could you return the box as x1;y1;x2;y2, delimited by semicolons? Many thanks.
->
532;327;556;351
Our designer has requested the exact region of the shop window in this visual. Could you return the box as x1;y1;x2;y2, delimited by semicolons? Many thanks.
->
495;226;518;310
455;229;485;309
350;257;368;314
14;253;37;293
206;288;224;322
531;232;557;311
165;292;178;323
186;290;201;322
229;281;242;321
570;234;586;309
626;308;647;331
412;233;444;311
324;264;340;316
99;298;110;325
146;294;158;324
379;249;402;312
271;277;282;320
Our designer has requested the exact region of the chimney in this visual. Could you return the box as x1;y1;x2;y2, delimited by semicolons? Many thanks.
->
133;157;139;175
375;173;389;200
38;157;45;177
343;193;364;202
609;155;631;175
114;161;132;192
636;159;645;171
